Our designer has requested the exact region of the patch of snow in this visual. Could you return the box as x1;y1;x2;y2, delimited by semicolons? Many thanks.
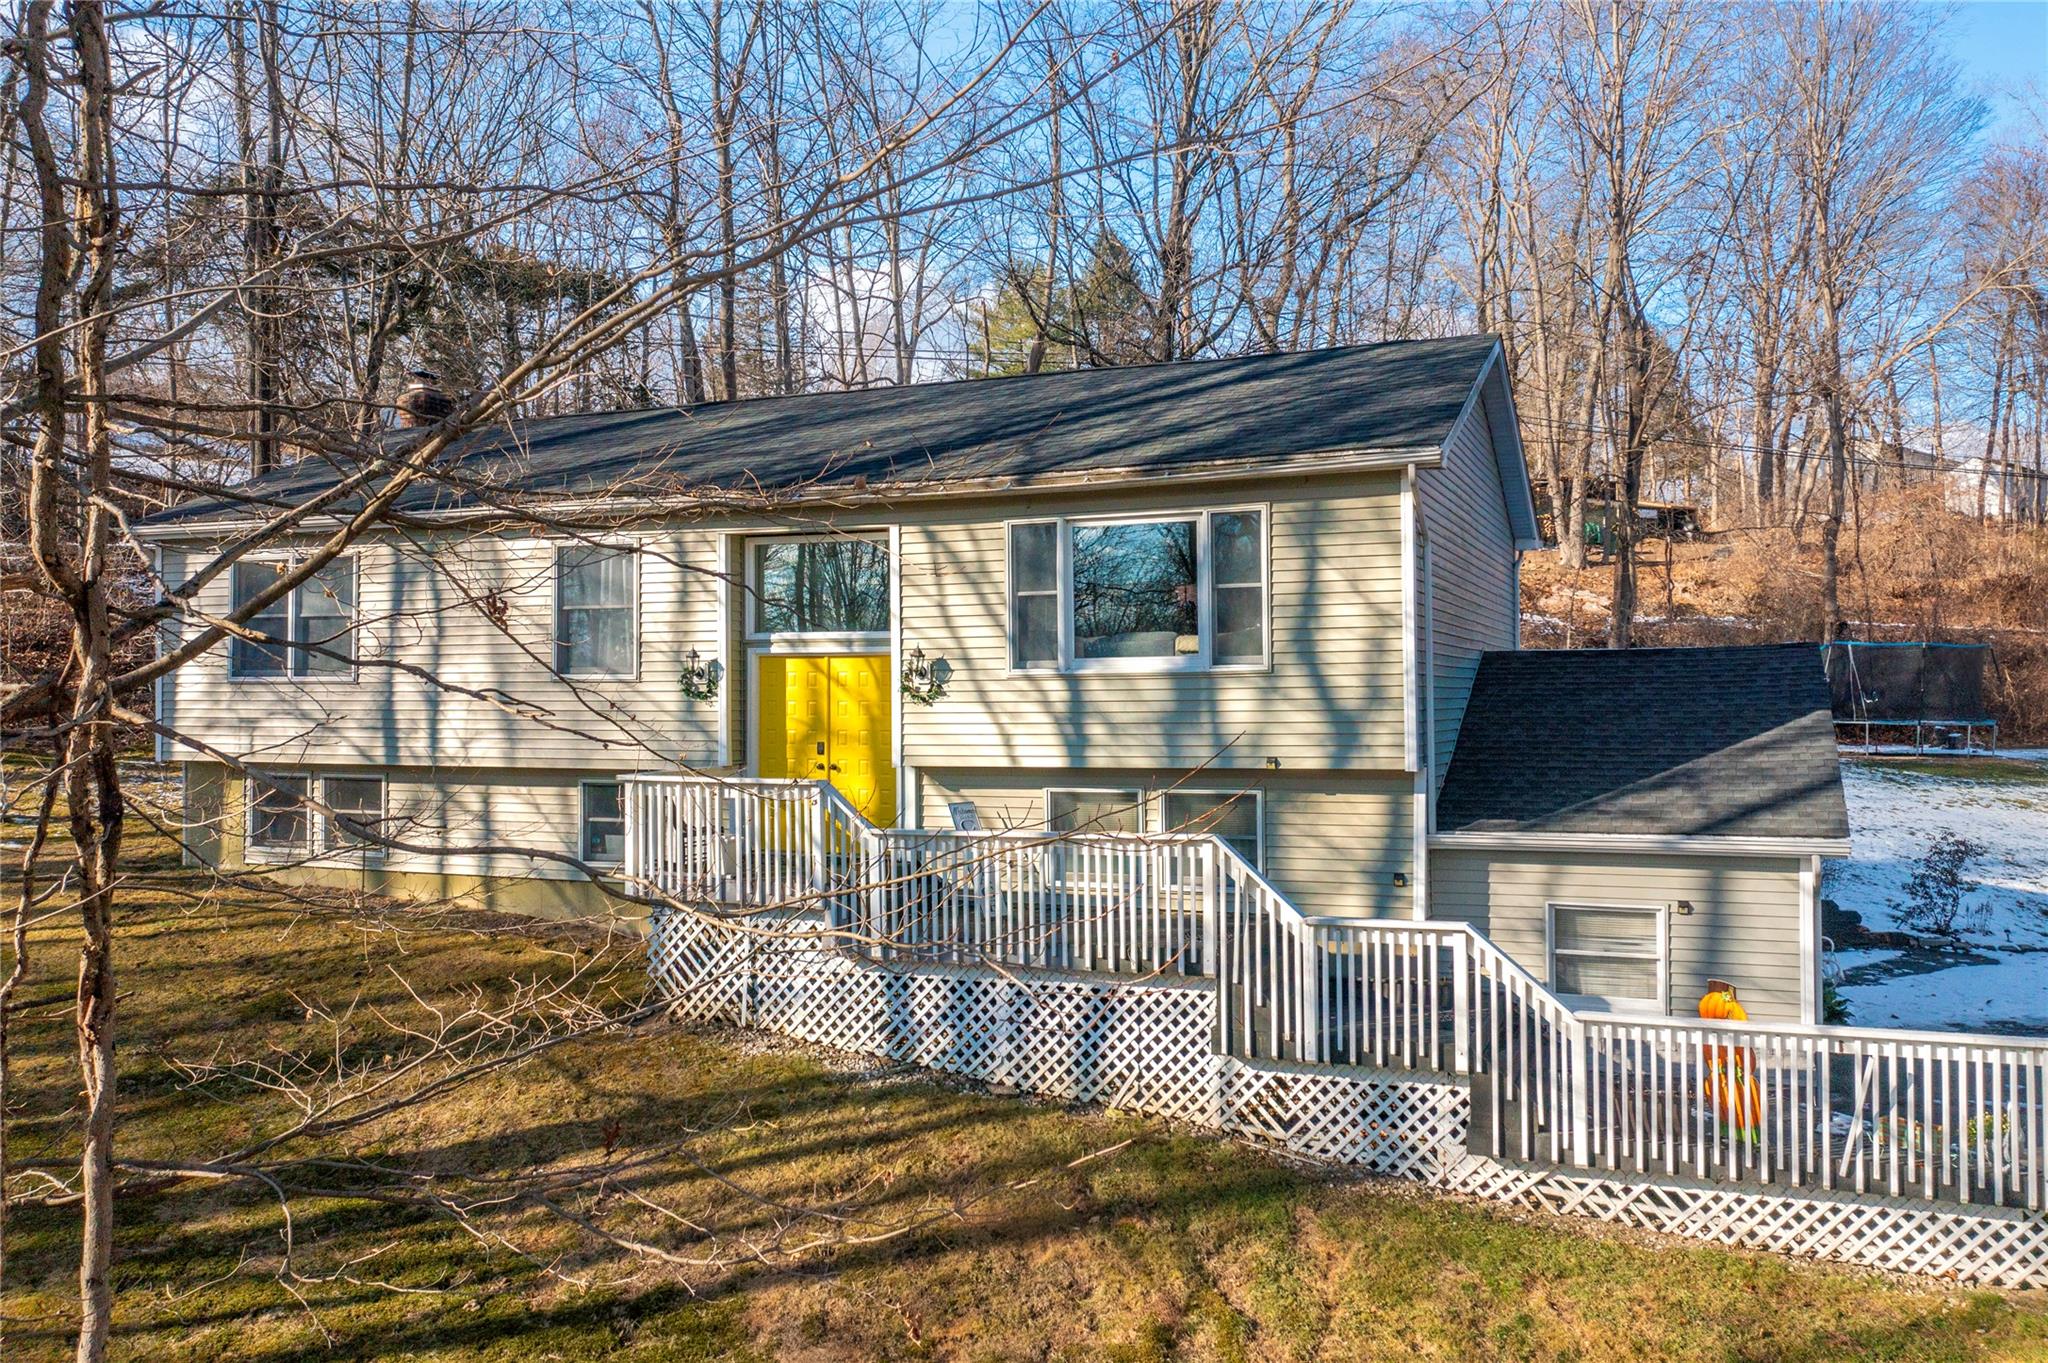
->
1830;949;2048;1033
1824;754;2048;1034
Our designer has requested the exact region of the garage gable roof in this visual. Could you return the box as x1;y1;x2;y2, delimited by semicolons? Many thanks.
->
1436;644;1850;843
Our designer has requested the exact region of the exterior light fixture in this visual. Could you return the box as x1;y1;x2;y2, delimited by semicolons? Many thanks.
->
679;648;721;701
901;645;951;706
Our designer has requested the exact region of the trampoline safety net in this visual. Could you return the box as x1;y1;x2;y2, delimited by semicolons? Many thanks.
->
1823;642;1994;724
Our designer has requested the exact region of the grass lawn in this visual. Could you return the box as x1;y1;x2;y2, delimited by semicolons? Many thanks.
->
5;780;2048;1361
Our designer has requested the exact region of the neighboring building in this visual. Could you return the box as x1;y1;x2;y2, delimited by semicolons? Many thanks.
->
1943;454;2048;522
136;335;1849;1022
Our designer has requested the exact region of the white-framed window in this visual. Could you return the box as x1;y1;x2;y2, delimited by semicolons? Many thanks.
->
1006;508;1267;673
229;558;356;679
1546;902;1669;1012
1161;789;1262;869
746;534;890;637
247;772;312;851
247;772;388;857
1044;787;1144;836
324;775;386;851
580;780;625;865
555;545;638;678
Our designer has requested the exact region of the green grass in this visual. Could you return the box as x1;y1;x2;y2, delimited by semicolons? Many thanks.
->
1847;754;2048;787
5;798;2048;1361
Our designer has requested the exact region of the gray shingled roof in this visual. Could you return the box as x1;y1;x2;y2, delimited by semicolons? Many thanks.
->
144;335;1501;525
1436;644;1850;842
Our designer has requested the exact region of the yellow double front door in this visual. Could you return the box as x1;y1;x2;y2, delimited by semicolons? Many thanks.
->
757;654;895;827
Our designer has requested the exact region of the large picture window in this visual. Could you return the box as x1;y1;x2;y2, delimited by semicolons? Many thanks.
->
229;558;356;678
1548;903;1667;1011
1007;510;1265;672
750;537;889;635
555;546;637;677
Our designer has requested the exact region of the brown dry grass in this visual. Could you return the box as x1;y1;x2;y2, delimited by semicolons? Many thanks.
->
1521;491;2048;743
5;785;2048;1359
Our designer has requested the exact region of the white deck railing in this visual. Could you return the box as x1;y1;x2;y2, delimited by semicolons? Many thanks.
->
622;773;2046;1210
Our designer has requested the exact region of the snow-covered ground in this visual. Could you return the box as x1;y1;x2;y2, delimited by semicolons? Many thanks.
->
1823;752;2048;1035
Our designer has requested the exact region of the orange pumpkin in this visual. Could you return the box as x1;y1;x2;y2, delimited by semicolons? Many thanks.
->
1699;985;1762;1137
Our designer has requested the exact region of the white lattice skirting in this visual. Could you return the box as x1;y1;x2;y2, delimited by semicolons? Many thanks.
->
650;913;2048;1288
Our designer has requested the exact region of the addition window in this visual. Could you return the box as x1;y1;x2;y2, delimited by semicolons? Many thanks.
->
748;535;889;636
555;545;638;677
1161;789;1262;869
247;773;311;850
1547;903;1668;1012
1007;509;1266;672
324;775;386;850
581;781;625;865
229;558;356;678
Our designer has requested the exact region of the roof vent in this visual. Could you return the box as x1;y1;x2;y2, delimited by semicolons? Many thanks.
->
396;370;454;427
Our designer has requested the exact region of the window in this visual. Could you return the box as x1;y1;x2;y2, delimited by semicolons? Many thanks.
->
1161;790;1261;868
324;776;385;850
555;546;637;677
1211;512;1264;662
230;558;356;678
1045;788;1143;836
248;773;311;850
750;537;889;635
1548;904;1667;1010
581;781;625;864
1073;519;1198;661
1007;509;1266;672
1009;521;1059;667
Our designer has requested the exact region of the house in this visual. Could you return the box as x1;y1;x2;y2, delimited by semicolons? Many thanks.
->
136;335;1848;1024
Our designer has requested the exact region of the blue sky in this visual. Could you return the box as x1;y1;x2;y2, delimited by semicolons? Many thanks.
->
1949;0;2046;138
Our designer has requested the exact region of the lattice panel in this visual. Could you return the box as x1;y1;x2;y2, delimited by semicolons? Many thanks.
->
1223;1064;1468;1177
647;910;2047;1288
1430;1153;2048;1288
647;910;752;1023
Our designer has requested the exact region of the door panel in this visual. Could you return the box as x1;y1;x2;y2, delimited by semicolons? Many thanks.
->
755;654;893;827
758;656;829;781
828;655;894;826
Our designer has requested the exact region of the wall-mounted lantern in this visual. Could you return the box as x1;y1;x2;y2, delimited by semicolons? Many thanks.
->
679;648;722;701
901;645;952;706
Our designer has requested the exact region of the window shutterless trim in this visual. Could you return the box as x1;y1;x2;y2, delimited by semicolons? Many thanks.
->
1544;900;1670;1015
244;771;313;857
1158;787;1264;869
1004;506;1271;676
579;778;627;867
1041;786;1147;834
552;543;641;680
319;772;387;858
227;555;359;682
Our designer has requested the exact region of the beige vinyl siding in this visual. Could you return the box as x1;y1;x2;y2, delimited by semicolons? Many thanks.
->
919;766;1414;920
896;473;1409;772
1429;849;1808;1022
159;529;725;771
1416;401;1519;787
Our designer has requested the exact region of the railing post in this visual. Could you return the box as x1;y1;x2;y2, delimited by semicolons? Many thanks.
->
809;786;830;925
622;778;640;888
1201;841;1219;979
1452;931;1471;1075
1570;1017;1593;1168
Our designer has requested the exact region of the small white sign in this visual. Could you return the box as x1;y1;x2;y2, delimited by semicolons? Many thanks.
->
948;801;982;832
